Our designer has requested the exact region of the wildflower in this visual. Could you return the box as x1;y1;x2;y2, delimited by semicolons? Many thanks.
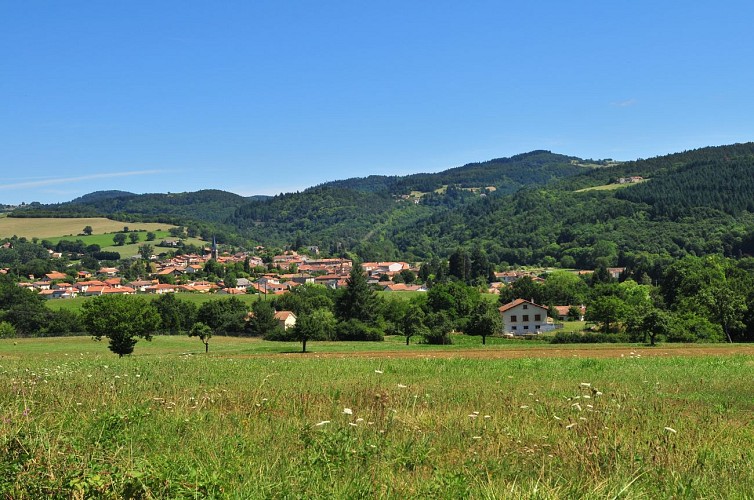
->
580;383;591;388
468;414;478;418
374;370;383;374
349;422;358;427
572;403;582;411
484;415;491;419
315;420;330;427
356;418;364;422
343;408;353;415
566;423;576;429
553;415;561;420
664;427;677;434
520;405;529;409
472;436;482;440
397;384;407;388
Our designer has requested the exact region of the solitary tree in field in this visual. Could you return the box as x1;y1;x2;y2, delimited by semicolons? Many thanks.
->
291;308;334;353
189;322;213;353
401;304;427;345
466;301;502;345
83;225;93;236
129;232;140;244
112;233;127;246
82;295;161;357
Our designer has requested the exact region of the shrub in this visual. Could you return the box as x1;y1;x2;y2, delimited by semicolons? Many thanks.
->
549;332;629;344
335;319;384;341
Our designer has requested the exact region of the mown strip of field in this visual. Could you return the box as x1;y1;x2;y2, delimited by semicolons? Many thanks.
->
0;217;173;239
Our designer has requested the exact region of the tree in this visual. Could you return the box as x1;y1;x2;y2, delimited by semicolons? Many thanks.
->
291;308;335;352
247;300;280;337
197;297;248;335
112;233;127;246
466;301;502;345
146;232;156;241
401;304;427;345
82;225;93;236
586;295;628;334
335;263;379;324
81;295;161;357
138;244;153;261
128;232;140;244
189;322;213;353
642;309;670;346
154;292;196;334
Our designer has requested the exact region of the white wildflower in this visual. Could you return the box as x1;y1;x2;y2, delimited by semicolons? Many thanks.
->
343;408;353;415
580;382;591;387
397;384;407;388
315;420;330;427
664;426;677;434
472;436;482;440
566;423;577;429
374;370;383;374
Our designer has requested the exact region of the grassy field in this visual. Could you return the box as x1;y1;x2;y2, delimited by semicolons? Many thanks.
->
1;336;753;498
0;217;173;239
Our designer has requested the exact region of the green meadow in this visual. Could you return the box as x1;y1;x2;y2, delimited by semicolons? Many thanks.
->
1;336;753;498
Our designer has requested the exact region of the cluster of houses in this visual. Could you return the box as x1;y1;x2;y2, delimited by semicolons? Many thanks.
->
10;241;610;336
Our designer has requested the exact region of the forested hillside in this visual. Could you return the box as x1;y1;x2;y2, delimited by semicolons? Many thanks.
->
9;143;754;270
387;143;754;275
227;151;588;254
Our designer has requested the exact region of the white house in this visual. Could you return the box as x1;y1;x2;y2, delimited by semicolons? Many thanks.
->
498;298;556;334
274;311;297;330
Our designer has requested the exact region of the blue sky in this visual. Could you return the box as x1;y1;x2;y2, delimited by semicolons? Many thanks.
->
2;1;754;204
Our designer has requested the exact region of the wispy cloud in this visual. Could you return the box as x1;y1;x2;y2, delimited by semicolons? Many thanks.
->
611;99;638;108
0;170;165;191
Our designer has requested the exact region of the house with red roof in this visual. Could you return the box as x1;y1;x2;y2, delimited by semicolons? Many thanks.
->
498;298;555;335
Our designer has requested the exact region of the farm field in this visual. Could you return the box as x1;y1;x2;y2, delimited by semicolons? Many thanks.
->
1;337;753;498
0;217;173;239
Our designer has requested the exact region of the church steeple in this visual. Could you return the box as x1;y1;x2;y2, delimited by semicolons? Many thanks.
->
211;236;218;260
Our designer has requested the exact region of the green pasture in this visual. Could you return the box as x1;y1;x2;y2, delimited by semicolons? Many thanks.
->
1;336;753;498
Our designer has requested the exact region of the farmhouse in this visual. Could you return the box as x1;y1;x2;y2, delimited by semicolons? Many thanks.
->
499;298;556;334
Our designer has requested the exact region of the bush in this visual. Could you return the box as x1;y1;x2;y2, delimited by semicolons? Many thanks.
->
335;319;384;341
549;332;629;344
0;321;16;339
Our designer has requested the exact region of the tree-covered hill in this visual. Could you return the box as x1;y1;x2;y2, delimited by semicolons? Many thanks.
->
11;189;251;225
386;142;754;273
226;151;589;254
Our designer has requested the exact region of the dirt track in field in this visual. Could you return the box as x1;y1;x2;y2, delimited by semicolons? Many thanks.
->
265;345;754;360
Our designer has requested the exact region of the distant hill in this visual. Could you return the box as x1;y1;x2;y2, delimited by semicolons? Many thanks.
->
69;190;137;203
11;189;250;226
228;151;589;255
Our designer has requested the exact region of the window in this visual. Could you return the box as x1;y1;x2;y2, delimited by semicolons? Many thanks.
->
535;325;540;329
510;315;517;322
523;315;529;322
524;325;529;330
534;314;541;321
523;304;528;309
511;326;517;331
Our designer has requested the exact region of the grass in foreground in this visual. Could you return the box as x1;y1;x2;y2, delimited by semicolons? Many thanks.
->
1;337;753;498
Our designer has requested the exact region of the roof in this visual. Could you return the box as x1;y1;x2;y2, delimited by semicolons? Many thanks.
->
498;298;548;313
274;311;296;321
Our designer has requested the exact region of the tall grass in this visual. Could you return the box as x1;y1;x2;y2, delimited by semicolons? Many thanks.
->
1;337;753;498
